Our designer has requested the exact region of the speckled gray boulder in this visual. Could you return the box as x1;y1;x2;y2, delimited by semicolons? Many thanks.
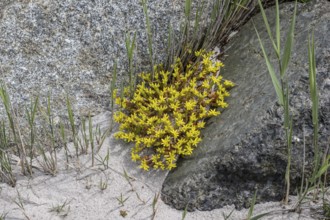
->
161;0;330;211
0;0;208;118
0;0;286;121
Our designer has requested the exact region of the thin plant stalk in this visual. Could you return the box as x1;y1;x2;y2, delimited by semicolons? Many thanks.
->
255;0;297;204
66;95;78;158
25;96;39;172
110;60;117;130
88;114;95;166
46;94;57;167
247;190;257;220
125;33;137;94
59;122;69;169
0;86;29;174
308;32;320;184
141;0;154;77
0;122;16;186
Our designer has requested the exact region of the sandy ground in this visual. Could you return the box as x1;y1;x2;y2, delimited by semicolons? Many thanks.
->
0;112;326;220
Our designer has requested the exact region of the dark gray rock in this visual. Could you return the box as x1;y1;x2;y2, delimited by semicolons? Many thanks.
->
161;0;330;211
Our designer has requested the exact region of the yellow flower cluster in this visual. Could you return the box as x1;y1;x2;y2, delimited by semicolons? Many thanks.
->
113;50;234;171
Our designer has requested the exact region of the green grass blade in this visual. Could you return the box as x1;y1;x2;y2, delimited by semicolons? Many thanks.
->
181;204;188;220
311;157;330;181
255;27;284;106
308;32;318;125
66;95;75;136
250;212;274;220
275;0;280;57
141;0;154;76
110;60;117;111
280;1;297;76
125;32;136;93
257;0;278;55
247;190;258;220
184;0;192;20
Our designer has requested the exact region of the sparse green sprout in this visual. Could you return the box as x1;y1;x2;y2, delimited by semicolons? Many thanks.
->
0;211;8;220
49;200;71;217
66;95;79;158
255;0;297;205
96;147;110;170
247;190;258;220
0;121;16;186
117;193;129;206
114;50;234;171
99;178;108;191
181;204;188;220
151;193;160;220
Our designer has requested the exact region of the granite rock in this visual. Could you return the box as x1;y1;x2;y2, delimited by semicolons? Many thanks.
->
0;0;285;121
0;0;207;119
161;0;330;211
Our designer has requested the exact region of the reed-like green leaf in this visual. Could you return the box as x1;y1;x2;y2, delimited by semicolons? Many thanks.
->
257;0;278;55
275;0;280;57
184;0;192;20
255;27;284;106
308;32;318;125
280;1;297;76
311;157;330;181
141;0;154;76
181;204;188;220
110;60;117;111
247;190;258;220
89;114;95;166
125;32;136;93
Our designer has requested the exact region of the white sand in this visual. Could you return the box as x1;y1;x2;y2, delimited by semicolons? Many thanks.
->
0;112;324;220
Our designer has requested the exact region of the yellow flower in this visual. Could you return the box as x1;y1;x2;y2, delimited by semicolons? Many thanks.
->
189;113;198;122
224;80;235;88
113;49;233;172
131;152;141;162
202;56;212;66
190;137;202;147
161;114;171;125
155;129;165;138
183;145;193;155
170;102;180;111
197;121;205;128
208;109;220;117
115;97;122;105
113;111;126;123
202;80;210;89
211;75;220;84
175;118;185;127
125;132;135;142
185;100;197;111
143;137;155;147
140;159;149;171
161;136;171;147
171;129;180;139
195;50;202;57
167;162;177;170
151;154;161;164
217;100;228;108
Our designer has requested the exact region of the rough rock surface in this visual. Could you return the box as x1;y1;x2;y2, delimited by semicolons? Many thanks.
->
0;0;205;118
161;0;330;211
0;0;285;121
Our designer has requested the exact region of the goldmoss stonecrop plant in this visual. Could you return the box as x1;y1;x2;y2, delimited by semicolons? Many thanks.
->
113;50;234;171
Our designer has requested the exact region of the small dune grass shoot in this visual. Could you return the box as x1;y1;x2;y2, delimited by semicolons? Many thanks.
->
113;50;234;171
